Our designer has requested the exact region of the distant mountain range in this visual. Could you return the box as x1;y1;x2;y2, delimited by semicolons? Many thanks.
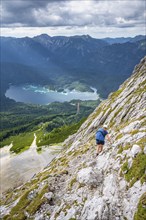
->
103;35;145;44
0;34;146;99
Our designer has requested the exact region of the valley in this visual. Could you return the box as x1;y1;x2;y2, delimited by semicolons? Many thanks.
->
0;98;100;153
1;34;145;100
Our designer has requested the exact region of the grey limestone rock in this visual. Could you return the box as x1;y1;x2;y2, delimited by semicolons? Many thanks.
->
77;167;103;187
130;144;142;158
81;196;109;220
44;192;54;201
28;189;38;200
123;181;146;219
34;213;44;220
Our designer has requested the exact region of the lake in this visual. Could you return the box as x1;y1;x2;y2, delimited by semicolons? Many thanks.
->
5;85;100;104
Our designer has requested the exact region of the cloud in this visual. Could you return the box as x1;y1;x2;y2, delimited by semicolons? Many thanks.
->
1;0;145;37
1;0;145;27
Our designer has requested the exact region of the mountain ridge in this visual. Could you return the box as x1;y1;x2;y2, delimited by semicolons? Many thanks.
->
1;34;145;99
103;35;145;44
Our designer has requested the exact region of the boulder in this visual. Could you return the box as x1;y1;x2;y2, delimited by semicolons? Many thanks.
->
130;144;142;158
77;167;102;187
44;192;54;201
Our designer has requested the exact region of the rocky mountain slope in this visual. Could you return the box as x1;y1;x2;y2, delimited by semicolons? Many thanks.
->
0;57;146;219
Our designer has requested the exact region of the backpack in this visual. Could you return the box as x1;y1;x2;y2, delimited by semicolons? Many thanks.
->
95;129;105;141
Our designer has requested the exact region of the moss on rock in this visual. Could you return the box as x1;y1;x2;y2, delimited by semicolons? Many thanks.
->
134;193;146;220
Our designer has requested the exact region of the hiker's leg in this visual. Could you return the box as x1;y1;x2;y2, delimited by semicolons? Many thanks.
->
98;145;101;153
97;144;100;154
99;144;103;153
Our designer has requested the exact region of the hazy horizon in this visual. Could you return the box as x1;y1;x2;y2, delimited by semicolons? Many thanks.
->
1;33;145;40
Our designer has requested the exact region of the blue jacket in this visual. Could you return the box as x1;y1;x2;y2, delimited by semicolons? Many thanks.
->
96;128;108;141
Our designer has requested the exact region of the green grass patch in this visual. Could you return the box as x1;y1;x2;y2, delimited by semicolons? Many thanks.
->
121;160;129;173
133;81;146;95
131;130;139;135
118;146;123;154
115;133;123;140
110;88;124;100
134;193;146;220
37;118;86;147
68;176;77;189
4;190;31;220
26;185;48;215
89;106;102;121
141;174;146;184
3;184;48;219
118;144;131;154
113;107;122;119
136;138;146;151
1;132;34;154
124;153;146;187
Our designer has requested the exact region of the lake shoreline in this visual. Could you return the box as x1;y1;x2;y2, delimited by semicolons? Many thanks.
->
5;84;100;105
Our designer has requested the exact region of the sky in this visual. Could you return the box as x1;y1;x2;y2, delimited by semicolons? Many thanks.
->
1;0;146;38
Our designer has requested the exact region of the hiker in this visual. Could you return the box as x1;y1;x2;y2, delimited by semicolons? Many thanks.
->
95;124;111;156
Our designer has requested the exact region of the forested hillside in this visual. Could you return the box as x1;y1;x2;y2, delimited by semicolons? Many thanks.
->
0;99;100;153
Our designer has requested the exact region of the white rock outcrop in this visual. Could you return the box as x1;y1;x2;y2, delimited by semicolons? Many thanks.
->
77;167;103;187
130;144;142;157
81;196;108;220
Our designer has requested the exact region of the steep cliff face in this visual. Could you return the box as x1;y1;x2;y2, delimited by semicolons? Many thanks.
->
0;57;146;220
